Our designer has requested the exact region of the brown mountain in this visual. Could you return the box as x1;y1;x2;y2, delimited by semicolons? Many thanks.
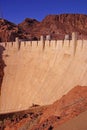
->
18;18;40;40
18;14;87;40
1;14;87;42
0;19;28;42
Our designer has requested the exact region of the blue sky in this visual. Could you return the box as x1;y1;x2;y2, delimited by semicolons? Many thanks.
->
0;0;87;24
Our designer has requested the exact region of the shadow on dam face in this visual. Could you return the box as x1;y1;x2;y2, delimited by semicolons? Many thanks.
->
0;39;87;113
0;45;6;95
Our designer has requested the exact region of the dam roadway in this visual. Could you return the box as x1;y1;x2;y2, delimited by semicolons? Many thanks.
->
0;34;87;113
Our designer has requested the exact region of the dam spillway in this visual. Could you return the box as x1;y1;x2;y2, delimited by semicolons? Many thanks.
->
0;33;87;113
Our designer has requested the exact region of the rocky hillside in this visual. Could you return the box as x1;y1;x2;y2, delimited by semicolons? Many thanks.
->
18;18;40;40
1;14;87;41
19;14;87;40
0;19;28;42
0;86;87;130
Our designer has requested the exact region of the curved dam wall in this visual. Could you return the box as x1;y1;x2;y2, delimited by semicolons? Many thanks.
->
0;36;87;113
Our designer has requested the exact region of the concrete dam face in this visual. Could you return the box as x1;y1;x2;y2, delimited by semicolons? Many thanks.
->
0;33;87;113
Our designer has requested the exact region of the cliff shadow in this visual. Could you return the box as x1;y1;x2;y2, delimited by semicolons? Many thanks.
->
0;45;6;95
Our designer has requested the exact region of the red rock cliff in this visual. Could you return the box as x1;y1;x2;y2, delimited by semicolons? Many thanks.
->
1;14;87;42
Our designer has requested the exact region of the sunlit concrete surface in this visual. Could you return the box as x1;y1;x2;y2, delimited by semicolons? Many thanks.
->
0;37;87;113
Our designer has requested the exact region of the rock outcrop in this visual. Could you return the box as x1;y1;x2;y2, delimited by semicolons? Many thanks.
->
18;18;40;40
0;86;87;130
1;14;87;42
19;14;87;40
0;19;27;42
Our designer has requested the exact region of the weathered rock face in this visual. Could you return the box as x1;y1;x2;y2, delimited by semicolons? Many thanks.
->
18;18;40;40
0;19;27;42
1;14;87;42
0;86;87;130
18;18;39;32
19;14;87;40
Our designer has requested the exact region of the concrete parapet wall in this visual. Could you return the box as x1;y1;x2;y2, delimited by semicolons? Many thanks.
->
1;39;87;113
1;40;85;55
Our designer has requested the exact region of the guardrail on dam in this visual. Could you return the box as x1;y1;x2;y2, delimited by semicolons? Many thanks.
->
0;32;87;113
